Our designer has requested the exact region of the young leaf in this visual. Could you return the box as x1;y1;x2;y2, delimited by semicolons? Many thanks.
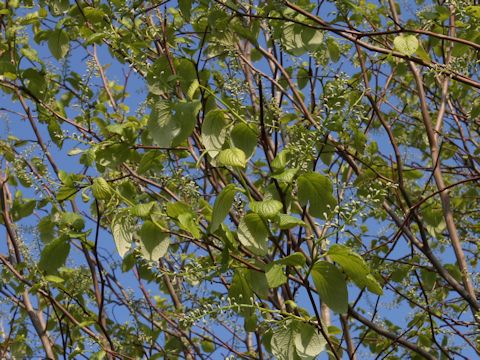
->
111;215;133;258
311;261;348;314
48;29;70;59
393;35;419;56
210;184;237;233
237;213;269;255
216;148;247;168
91;177;111;200
297;172;337;219
138;221;169;261
250;199;283;219
130;202;156;217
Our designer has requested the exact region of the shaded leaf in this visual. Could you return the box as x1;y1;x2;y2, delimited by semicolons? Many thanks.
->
311;261;348;314
48;28;69;59
138;221;169;261
210;184;237;233
238;213;269;255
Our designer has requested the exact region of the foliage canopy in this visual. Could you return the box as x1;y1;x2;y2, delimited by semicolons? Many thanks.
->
0;0;480;359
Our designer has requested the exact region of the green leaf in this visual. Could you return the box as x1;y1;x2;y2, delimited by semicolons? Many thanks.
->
201;109;228;156
228;268;254;317
148;99;201;147
38;237;70;275
393;35;419;56
294;322;327;359
277;214;305;230
56;186;77;201
210;184;237;232
265;263;287;288
231;123;258;159
271;150;289;171
178;212;201;238
297;172;337;219
237;213;269;255
111;215;133;258
311;261;348;314
200;339;215;353
271;168;298;183
179;0;192;20
166;201;191;219
276;252;306;267
38;216;55;243
48;29;70;59
271;321;298;360
91;177;111;200
245;269;270;299
138;221;169;261
250;199;283;219
282;23;323;56
327;244;382;294
45;275;64;283
216;148;247;168
130;202;156;217
365;274;383;295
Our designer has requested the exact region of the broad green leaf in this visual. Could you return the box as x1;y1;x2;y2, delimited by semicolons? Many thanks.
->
231;123;258;158
282;23;323;56
166;201;191;219
276;252;306;267
311;261;348;314
271;150;289;171
201;109;228;156
228;268;254;317
250;199;283;219
271;168;298;183
38;237;70;274
237;213;269;255
216;148;247;168
148;99;201;147
265;263;287;288
327;244;382;294
271;321;298;360
56;186;77;201
138;221;169;261
91;177;111;200
393;35;419;56
294;322;327;359
38;216;55;243
365;274;383;295
48;29;69;59
246;269;269;299
130;202;156;217
111;215;133;258
178;212;201;238
277;214;305;230
210;184;237;232
297;172;337;219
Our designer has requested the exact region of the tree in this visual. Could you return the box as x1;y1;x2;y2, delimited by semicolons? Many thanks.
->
0;0;479;358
